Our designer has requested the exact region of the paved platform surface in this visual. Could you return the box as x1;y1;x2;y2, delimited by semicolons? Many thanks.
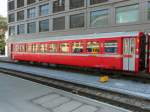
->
0;73;130;112
0;62;150;100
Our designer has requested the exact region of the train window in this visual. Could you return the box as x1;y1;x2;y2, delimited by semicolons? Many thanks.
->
35;44;39;53
20;45;26;52
44;44;48;53
104;41;118;53
87;41;100;53
72;42;84;53
32;44;36;53
130;38;135;54
12;45;15;52
15;45;19;52
123;39;129;54
49;43;58;53
40;44;46;53
60;43;69;53
26;44;32;53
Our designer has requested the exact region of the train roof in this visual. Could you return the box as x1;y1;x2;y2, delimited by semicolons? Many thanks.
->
13;31;142;43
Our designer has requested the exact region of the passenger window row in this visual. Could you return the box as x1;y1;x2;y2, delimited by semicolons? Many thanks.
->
13;41;118;54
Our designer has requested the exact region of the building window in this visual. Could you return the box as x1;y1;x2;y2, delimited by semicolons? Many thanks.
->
39;4;49;16
8;13;15;23
53;0;65;13
27;8;36;18
17;10;24;21
27;0;36;5
17;0;24;8
70;13;84;28
9;26;15;36
39;19;49;32
27;22;36;33
148;2;150;20
8;1;15;11
17;24;25;34
116;4;139;24
90;0;108;5
90;9;108;27
53;16;65;31
70;0;84;9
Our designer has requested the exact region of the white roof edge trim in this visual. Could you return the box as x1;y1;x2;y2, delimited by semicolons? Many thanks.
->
15;31;141;43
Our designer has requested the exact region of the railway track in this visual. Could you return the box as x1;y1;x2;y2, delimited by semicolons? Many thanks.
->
0;66;149;112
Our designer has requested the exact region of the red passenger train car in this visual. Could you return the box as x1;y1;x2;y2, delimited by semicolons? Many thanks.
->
11;32;150;74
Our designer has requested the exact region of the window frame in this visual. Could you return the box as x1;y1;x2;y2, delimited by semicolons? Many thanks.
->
8;1;15;11
27;22;36;34
39;3;49;16
9;26;16;36
53;16;65;31
148;2;150;20
86;41;100;54
27;0;36;5
70;13;85;29
69;0;84;9
53;0;65;13
17;0;24;8
8;13;15;23
17;10;25;21
48;42;58;53
115;4;139;24
104;40;118;54
60;42;70;53
39;19;49;32
17;24;25;35
72;41;84;54
27;7;36;18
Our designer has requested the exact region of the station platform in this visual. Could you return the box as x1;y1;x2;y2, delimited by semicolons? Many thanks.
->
0;62;149;100
0;73;130;112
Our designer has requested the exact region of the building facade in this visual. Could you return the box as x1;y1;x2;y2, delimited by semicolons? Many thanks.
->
7;0;150;56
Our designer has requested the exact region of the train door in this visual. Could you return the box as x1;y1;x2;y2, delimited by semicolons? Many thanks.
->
123;38;136;71
10;44;14;59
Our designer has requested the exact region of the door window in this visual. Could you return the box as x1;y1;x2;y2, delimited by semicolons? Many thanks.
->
130;38;135;54
123;39;129;54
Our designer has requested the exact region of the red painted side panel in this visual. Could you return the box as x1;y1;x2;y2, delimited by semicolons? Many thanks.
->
12;53;123;70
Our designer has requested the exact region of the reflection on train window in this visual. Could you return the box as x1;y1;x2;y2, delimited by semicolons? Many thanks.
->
49;43;57;53
104;41;118;53
32;44;36;53
17;44;26;52
130;38;135;54
123;39;128;54
12;45;16;52
16;45;19;52
35;44;39;53
27;44;32;53
22;45;26;52
72;42;83;53
40;44;46;53
87;41;100;53
60;43;69;53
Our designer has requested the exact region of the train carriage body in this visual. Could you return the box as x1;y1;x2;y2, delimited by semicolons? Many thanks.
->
11;32;150;74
